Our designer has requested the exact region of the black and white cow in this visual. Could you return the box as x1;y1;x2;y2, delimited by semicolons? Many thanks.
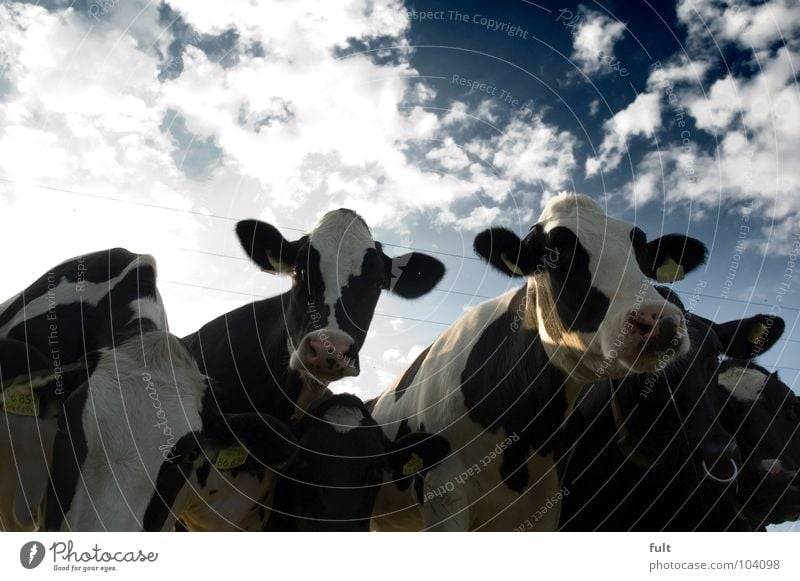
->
161;393;449;532
558;306;785;531
264;393;450;531
0;248;166;530
716;360;800;528
369;193;709;531
183;208;445;419
176;209;445;527
42;330;299;532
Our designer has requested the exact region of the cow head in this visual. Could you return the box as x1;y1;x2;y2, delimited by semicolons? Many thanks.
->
266;393;450;531
717;361;800;526
474;194;707;382
608;292;784;483
236;209;445;383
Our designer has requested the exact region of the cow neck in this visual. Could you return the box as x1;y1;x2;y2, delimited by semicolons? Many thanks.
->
253;292;330;417
523;283;589;414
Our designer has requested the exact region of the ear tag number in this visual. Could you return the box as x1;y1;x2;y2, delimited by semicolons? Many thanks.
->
1;387;40;417
215;443;249;469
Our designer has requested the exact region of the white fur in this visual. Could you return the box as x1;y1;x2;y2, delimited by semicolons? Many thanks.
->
325;405;364;433
128;296;168;330
309;210;375;333
719;366;767;403
61;332;206;531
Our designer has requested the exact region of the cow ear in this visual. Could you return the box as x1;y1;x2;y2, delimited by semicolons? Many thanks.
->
236;219;299;274
474;227;539;278
382;252;446;298
646;234;707;282
206;413;298;471
385;432;450;477
713;315;785;359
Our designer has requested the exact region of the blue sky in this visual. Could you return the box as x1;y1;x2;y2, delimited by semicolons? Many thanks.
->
0;0;798;406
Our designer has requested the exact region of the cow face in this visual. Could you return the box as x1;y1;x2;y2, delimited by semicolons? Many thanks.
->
611;300;785;482
717;362;800;525
236;209;445;383
267;393;449;531
474;194;707;380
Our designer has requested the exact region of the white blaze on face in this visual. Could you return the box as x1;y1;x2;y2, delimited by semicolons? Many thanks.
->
309;210;376;332
324;405;365;434
719;366;768;403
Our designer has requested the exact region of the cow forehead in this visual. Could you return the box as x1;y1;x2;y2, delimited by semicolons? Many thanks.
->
310;210;375;275
719;366;768;403
540;194;632;246
538;195;654;302
323;404;366;434
308;210;376;327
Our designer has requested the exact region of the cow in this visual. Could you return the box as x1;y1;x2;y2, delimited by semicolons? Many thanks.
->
183;208;445;420
558;301;786;531
264;393;450;531
177;209;445;527
716;360;800;528
42;330;299;531
169;393;449;532
0;248;166;530
369;193;709;531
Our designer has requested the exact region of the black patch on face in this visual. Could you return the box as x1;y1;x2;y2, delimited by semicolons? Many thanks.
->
459;287;568;493
332;247;384;355
532;226;610;333
286;243;330;349
394;346;431;402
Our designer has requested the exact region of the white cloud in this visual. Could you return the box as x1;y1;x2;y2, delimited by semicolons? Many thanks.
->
629;46;800;247
677;0;800;53
571;10;626;76
586;92;662;177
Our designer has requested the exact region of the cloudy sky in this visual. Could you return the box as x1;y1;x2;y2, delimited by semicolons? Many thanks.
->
1;0;798;413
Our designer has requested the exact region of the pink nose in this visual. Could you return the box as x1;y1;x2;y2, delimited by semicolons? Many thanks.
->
301;335;357;376
629;308;684;351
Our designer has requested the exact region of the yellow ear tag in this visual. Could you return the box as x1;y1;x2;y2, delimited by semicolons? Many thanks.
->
1;385;40;417
655;258;685;283
215;443;249;470
402;452;424;476
748;322;769;345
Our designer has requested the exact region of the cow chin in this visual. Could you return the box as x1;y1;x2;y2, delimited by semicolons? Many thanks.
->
611;339;689;376
288;352;360;384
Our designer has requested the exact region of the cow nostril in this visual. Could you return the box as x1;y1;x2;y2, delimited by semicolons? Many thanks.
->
634;320;653;334
657;317;677;338
305;340;321;361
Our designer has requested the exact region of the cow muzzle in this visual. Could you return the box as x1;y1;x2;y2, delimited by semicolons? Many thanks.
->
291;329;359;380
699;438;741;483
